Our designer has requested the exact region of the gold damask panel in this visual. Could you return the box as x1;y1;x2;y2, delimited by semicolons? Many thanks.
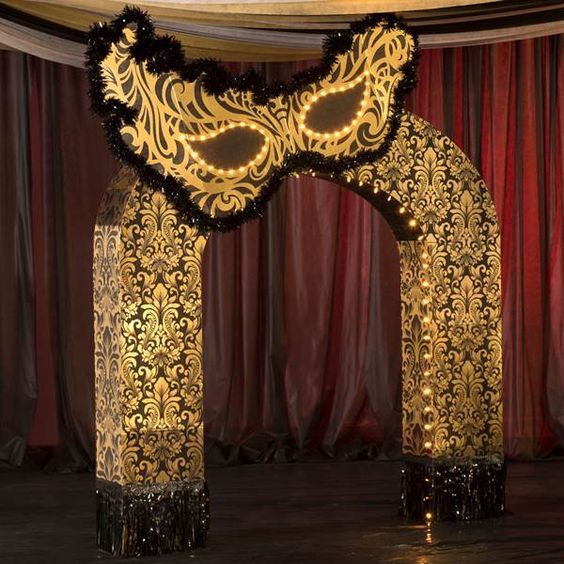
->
94;168;208;485
347;112;503;459
94;167;133;483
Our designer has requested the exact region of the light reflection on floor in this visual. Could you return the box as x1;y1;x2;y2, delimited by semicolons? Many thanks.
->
0;460;563;563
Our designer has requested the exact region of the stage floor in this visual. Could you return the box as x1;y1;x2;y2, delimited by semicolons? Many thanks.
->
1;460;563;563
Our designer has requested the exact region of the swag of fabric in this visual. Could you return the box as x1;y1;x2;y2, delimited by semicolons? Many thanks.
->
0;34;562;469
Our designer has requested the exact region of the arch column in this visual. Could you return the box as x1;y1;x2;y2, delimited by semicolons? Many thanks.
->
347;112;504;520
93;167;209;556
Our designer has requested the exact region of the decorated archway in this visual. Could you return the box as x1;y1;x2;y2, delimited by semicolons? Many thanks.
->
90;8;503;557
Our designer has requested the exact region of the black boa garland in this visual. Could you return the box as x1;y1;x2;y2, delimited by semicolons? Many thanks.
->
86;6;420;233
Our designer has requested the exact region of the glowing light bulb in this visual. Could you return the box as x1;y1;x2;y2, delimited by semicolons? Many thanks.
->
424;424;432;430
409;219;417;227
424;406;432;413
423;388;432;396
425;512;433;520
423;316;431;323
424;441;432;449
399;206;405;214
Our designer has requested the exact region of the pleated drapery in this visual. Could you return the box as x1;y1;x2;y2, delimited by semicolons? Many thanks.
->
0;34;562;468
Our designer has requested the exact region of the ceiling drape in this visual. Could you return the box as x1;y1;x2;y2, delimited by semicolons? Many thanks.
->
0;0;562;64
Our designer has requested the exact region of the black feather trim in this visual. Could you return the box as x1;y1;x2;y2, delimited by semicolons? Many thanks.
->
86;6;420;234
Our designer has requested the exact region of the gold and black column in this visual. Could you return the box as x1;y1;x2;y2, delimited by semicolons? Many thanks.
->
93;168;209;556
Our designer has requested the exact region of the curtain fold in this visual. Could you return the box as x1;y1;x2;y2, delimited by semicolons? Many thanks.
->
0;34;562;467
0;53;36;466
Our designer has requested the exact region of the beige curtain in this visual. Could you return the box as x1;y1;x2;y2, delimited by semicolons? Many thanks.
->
0;0;562;64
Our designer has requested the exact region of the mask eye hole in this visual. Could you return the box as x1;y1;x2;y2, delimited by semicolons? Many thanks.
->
300;73;369;139
181;123;268;175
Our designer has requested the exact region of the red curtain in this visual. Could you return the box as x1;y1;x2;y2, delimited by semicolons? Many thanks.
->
409;40;564;457
0;35;562;468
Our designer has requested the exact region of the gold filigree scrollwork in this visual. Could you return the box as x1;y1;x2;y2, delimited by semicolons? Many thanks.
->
98;23;415;219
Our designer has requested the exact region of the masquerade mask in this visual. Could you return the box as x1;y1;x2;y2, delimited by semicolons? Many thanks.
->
87;8;418;231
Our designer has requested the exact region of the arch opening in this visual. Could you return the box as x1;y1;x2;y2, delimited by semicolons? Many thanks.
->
201;176;404;458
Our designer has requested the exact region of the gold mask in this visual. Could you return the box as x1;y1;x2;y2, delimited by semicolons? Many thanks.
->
88;9;417;229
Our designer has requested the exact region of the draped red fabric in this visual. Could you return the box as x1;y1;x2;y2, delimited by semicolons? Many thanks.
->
0;35;561;468
409;39;564;458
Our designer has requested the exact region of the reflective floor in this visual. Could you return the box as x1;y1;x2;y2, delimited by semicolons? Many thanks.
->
1;460;563;563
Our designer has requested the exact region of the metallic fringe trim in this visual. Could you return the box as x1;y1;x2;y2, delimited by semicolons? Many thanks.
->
96;478;210;557
400;458;506;521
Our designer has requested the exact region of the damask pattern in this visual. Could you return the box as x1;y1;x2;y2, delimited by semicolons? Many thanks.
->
94;168;208;485
92;11;502;493
94;110;502;489
349;112;503;459
94;167;134;483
